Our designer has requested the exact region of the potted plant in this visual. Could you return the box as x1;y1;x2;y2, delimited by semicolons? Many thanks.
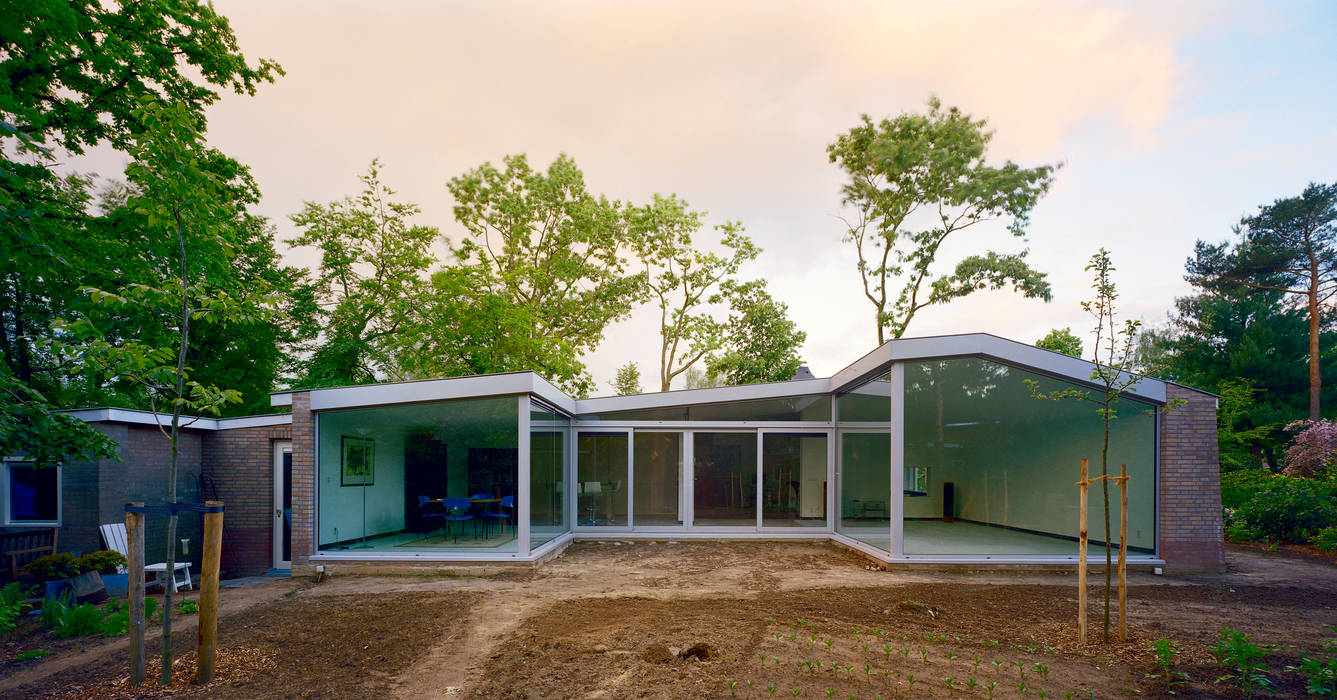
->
24;553;81;600
78;550;127;598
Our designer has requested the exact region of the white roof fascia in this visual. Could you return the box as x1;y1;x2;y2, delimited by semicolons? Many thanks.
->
572;378;832;416
306;372;538;412
877;333;1167;404
529;374;578;415
64;408;292;431
271;393;292;407
829;342;893;393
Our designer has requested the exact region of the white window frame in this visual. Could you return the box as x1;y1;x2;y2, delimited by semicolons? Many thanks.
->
2;459;63;527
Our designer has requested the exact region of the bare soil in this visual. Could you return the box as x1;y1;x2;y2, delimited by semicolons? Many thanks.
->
1;542;1334;699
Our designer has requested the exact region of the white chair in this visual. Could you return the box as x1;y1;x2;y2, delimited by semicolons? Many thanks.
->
99;522;193;592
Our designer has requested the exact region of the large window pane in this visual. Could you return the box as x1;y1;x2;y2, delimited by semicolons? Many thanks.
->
634;432;682;526
317;396;519;553
837;432;890;550
903;358;1156;555
692;432;757;526
837;372;891;422
577;433;628;526
7;464;59;523
762;433;827;527
530;402;569;548
590;394;831;422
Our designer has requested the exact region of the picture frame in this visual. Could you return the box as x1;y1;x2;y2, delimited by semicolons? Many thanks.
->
341;436;375;486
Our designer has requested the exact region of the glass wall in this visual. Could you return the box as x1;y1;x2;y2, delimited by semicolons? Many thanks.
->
633;432;682;526
692;432;757;525
902;358;1156;555
591;394;831;422
530;403;569;548
577;432;628;526
837;372;891;422
317;396;519;553
837;432;891;550
761;433;827;527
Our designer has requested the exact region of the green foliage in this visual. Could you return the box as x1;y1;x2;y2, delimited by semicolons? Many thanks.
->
288;160;435;387
15;649;50;661
40;593;67;630
1223;472;1337;543
0;370;118;469
25;554;80;582
1035;328;1083;358
1187;182;1337;420
1288;626;1337;697
611;362;642;396
1149;638;1189;690
0;582;35;634
706;279;807;386
178;599;199;615
76;550;126;575
144;596;159;621
1214;628;1272;697
827;97;1057;344
1312;527;1337;552
53;603;106;639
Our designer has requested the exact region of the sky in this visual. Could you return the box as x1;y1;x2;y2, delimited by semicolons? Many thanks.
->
77;0;1337;393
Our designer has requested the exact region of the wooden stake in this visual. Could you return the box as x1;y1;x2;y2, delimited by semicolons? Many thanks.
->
197;501;224;684
1118;464;1128;642
1078;459;1088;645
127;503;146;686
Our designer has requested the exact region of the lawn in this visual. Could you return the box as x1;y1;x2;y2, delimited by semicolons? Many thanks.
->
1;541;1333;698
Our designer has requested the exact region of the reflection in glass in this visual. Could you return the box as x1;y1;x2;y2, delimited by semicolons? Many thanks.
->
577;432;628;526
837;372;891;422
317;396;520;553
902;358;1156;555
633;432;682;526
837;432;890;551
761;433;827;527
692;432;758;525
592;394;831;422
530;403;569;548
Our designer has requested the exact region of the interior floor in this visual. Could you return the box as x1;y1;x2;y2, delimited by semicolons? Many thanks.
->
840;519;1113;556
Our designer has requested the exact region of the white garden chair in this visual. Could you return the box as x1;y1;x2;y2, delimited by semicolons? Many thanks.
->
99;522;193;592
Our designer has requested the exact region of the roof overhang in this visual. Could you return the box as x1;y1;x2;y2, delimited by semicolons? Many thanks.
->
65;408;292;431
269;372;577;414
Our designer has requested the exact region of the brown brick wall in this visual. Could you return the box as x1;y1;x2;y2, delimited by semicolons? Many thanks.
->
201;423;291;576
289;393;315;572
1158;384;1225;571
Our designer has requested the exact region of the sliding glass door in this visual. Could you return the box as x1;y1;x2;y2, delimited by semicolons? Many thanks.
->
633;432;682;526
691;432;757;526
761;432;828;527
576;432;628;527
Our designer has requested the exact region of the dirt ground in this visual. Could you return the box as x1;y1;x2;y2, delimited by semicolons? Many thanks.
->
1;541;1334;699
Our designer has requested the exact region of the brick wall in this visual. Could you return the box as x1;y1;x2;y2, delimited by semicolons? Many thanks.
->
289;393;315;573
201;423;291;576
99;424;205;569
1158;384;1225;571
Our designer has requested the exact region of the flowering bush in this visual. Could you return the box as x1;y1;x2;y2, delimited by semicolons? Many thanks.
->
1282;419;1337;478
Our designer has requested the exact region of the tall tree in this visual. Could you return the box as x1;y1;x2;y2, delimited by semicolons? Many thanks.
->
827;97;1057;344
628;194;758;391
1187;182;1337;420
1036;327;1083;358
431;154;643;397
706;279;807;385
55;99;275;684
288;160;436;387
611;362;642;395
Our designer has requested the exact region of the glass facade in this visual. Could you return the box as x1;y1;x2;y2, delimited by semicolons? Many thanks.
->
692;432;758;525
577;432;628;526
591;394;831;422
633;432;682;526
837;373;891;422
761;433;827;527
902;358;1156;555
530;403;569;548
837;432;890;550
317;396;520;553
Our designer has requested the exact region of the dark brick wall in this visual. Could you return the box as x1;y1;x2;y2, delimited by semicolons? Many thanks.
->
290;393;314;572
1158;384;1225;571
201;424;291;576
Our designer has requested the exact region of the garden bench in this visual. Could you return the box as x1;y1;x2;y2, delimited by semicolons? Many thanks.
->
0;527;58;580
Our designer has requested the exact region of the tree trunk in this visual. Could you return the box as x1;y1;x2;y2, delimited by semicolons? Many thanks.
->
1101;403;1112;644
161;215;191;684
1309;285;1321;421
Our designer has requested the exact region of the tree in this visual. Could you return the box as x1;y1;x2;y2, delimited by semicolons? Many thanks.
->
1036;328;1083;358
1187;183;1337;420
288;160;436;387
683;366;721;390
1028;249;1152;644
611;362;642;395
435;154;643;397
827;98;1058;344
0;368;117;468
706;279;807;385
54;100;275;684
628;194;758;391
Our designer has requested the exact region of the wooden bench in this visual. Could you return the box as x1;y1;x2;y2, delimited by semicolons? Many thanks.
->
0;527;58;580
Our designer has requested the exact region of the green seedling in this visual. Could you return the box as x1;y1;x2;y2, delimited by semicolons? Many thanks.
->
901;646;911;658
1214;627;1272;698
1149;638;1189;690
766;683;777;696
920;648;929;662
1028;642;1040;653
986;680;998;699
825;639;835;650
943;677;956;689
1064;692;1076;700
906;674;917;690
993;659;1004;673
791;688;800;698
727;680;738;696
1036;691;1049;699
965;677;978;691
861;643;870;655
946;651;957;661
1033;663;1049;681
864;663;873;679
973;655;982;670
1015;660;1026;682
826;689;836;698
1017;681;1029;694
759;653;768;664
883;643;893;661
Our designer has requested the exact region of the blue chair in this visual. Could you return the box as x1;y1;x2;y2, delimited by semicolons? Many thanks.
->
441;497;475;543
484;495;514;537
418;495;446;533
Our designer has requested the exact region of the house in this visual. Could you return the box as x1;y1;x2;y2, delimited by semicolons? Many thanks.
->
5;333;1224;577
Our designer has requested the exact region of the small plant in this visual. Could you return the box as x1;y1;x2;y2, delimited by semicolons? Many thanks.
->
53;603;105;639
943;677;956;689
766;683;777;696
1033;663;1049;680
0;582;36;633
864;663;873;679
993;659;1003;673
973;655;982;670
1214;627;1272;697
16;649;51;661
946;651;957;661
727;680;738;696
790;687;800;698
1148;638;1189;690
24;554;80;582
40;593;68;630
1065;692;1077;700
1016;660;1026;682
883;643;893;661
1017;681;1029;694
178;598;198;615
825;689;835;698
906;674;916;691
920;648;929;663
1287;628;1337;697
1036;691;1048;699
966;677;978;691
986;680;998;699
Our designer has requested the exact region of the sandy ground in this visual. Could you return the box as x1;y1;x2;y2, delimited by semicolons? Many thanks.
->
1;541;1334;698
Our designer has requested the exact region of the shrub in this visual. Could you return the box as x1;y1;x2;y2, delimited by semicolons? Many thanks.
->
53;603;106;639
0;582;35;634
1224;473;1337;543
76;550;126;575
1283;420;1337;478
1220;470;1285;510
1312;527;1337;552
24;553;80;582
1214;627;1272;697
178;599;198;615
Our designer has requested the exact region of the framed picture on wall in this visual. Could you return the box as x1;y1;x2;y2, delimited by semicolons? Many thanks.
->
341;436;375;486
